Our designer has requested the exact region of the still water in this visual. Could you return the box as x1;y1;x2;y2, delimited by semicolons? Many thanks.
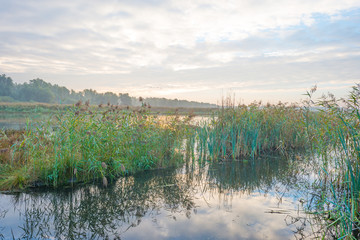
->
0;156;318;240
0;113;48;130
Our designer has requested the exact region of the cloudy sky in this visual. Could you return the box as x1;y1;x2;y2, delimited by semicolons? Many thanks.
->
0;0;359;104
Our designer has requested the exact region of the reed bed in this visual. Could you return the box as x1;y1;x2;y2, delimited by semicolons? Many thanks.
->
0;102;72;113
0;104;190;189
304;86;360;239
195;101;309;162
191;87;360;238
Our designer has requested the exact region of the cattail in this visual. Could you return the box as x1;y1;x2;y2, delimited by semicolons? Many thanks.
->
75;100;82;107
101;162;107;169
107;101;110;106
98;103;103;108
102;176;108;187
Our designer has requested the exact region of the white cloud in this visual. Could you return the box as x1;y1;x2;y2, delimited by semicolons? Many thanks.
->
0;0;359;103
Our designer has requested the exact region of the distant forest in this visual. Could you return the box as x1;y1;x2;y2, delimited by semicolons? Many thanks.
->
0;74;217;108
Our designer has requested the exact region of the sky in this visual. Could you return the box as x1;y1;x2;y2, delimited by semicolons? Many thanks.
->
0;0;359;104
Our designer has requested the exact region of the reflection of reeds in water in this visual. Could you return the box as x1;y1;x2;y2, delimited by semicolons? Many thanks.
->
6;166;196;239
2;143;316;239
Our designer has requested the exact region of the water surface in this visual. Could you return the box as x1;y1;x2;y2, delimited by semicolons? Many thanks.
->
0;156;318;239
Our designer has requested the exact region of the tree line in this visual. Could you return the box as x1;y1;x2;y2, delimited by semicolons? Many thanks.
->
0;74;217;108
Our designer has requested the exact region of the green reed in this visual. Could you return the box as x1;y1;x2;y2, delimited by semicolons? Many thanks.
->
0;104;189;189
305;86;360;239
196;101;309;163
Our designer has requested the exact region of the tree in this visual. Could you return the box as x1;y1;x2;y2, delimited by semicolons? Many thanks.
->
119;93;132;106
18;83;54;103
0;74;14;96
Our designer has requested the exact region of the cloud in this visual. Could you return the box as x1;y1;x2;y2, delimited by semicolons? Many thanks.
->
0;0;359;103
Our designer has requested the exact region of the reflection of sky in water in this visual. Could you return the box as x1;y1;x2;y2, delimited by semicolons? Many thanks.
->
121;191;310;240
0;157;317;239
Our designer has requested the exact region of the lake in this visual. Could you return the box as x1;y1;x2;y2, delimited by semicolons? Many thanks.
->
0;155;320;240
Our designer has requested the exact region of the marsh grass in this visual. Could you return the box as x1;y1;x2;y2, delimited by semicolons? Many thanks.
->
0;102;72;113
304;86;360;239
196;100;309;163
191;89;360;238
0;104;190;189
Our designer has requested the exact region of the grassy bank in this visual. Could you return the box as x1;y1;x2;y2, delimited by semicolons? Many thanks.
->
0;102;73;113
0;104;191;189
0;101;218;115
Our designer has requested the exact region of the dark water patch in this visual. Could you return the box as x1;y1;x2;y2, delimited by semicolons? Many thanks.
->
0;155;320;239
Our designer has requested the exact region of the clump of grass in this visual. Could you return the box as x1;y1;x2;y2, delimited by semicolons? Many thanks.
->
196;98;308;162
0;104;189;189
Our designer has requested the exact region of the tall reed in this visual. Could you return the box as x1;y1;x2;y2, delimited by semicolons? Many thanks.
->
196;100;308;162
0;105;189;189
305;86;360;239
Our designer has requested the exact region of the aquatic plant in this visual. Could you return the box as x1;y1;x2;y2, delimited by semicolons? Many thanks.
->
303;85;360;239
0;104;189;189
196;99;308;162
